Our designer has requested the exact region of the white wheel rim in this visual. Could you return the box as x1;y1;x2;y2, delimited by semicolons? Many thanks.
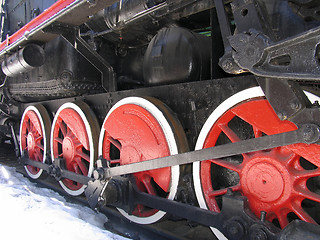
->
193;86;320;239
51;102;95;196
99;97;179;224
20;105;48;179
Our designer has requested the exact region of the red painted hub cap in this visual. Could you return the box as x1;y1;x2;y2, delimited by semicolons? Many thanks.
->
243;159;285;203
200;99;320;228
20;110;44;175
102;104;171;217
52;108;90;191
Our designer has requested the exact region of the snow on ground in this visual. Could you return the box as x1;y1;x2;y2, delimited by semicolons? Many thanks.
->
0;164;130;240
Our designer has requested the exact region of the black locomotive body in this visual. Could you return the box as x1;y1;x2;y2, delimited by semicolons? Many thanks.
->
1;0;320;239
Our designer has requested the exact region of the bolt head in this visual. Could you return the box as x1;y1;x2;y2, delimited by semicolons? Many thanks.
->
250;229;267;240
226;220;244;238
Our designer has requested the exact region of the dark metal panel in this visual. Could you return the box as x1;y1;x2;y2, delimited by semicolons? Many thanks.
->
7;0;57;34
25;75;258;149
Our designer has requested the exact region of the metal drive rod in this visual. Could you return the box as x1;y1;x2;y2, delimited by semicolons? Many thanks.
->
130;182;320;240
105;124;320;178
133;189;277;240
21;156;50;172
21;156;92;185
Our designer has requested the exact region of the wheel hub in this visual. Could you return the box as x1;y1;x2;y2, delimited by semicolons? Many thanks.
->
121;146;141;165
62;137;75;162
241;154;289;204
27;132;35;152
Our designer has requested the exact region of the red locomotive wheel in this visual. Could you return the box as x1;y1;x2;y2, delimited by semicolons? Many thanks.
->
193;87;320;234
20;105;51;179
99;97;188;224
51;101;99;196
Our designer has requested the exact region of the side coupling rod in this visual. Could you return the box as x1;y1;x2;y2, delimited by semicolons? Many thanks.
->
19;123;320;191
102;123;320;179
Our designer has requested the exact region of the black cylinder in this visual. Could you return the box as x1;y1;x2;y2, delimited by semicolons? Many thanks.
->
143;27;211;85
2;44;45;77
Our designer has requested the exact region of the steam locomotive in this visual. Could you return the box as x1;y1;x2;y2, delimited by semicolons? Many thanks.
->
1;0;320;239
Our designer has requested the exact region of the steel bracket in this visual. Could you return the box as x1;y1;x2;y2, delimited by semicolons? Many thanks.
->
230;26;320;80
257;76;320;128
43;22;116;92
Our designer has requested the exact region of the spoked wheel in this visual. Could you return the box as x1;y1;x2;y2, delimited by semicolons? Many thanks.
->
51;101;99;196
20;105;51;179
99;97;188;224
193;87;320;233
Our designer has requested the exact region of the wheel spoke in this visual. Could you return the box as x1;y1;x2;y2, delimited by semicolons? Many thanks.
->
66;126;73;138
32;150;39;162
285;152;301;169
110;159;121;165
252;126;263;138
218;122;249;158
218;123;241;143
297;188;320;203
28;120;34;132
76;161;89;176
136;205;144;214
292;202;317;224
72;162;82;175
25;119;31;132
54;137;64;144
277;211;289;229
34;148;42;162
142;175;157;195
36;143;44;151
76;150;90;162
57;120;67;137
288;144;320;169
208;184;241;198
296;169;320;180
64;178;75;187
208;159;241;173
107;136;122;150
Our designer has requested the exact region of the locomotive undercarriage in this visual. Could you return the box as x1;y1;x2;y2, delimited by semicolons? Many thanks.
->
14;75;320;240
1;0;320;239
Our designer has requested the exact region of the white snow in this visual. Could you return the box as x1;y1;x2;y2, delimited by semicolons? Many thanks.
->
0;164;130;240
